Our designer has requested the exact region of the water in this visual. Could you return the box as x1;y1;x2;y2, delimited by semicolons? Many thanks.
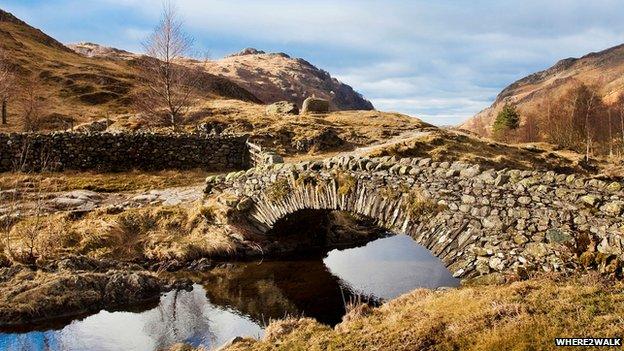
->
0;234;458;351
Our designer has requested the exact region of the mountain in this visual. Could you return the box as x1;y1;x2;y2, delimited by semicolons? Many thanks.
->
0;9;258;130
68;44;375;111
461;43;624;136
201;48;374;111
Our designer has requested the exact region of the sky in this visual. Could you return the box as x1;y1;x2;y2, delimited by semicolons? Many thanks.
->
2;0;624;125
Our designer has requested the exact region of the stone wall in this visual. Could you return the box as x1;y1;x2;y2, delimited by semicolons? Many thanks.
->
247;141;284;167
206;155;624;279
0;132;250;172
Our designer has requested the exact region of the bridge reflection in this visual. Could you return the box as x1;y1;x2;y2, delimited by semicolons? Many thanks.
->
196;258;380;326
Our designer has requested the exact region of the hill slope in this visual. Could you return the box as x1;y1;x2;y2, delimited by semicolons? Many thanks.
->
67;45;375;112
461;43;624;136
201;48;374;111
0;9;259;131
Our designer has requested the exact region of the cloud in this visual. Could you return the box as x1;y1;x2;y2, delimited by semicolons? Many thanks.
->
3;0;624;125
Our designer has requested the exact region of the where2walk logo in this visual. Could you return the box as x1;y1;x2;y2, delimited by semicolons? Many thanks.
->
555;338;622;347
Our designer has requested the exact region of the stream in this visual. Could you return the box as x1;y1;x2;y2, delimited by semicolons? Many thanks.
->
0;234;458;351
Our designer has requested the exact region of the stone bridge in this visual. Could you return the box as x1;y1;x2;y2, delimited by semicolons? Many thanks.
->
205;155;624;280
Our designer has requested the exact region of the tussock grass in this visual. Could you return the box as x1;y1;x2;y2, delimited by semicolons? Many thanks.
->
223;274;624;351
334;172;356;196
369;129;592;174
266;179;291;202
402;189;447;218
4;204;239;264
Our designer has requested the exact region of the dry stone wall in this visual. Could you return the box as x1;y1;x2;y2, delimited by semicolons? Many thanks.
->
206;155;624;280
0;132;249;172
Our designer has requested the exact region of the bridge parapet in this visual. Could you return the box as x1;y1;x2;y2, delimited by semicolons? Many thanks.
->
205;155;624;279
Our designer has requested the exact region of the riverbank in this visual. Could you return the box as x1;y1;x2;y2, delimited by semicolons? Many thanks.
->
216;273;623;351
0;257;186;327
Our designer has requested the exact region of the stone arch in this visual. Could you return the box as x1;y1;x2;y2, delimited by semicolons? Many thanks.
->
207;155;624;280
231;172;474;277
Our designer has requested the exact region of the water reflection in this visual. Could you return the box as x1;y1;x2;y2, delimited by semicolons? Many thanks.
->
0;234;458;351
324;234;459;299
0;288;262;351
199;259;372;326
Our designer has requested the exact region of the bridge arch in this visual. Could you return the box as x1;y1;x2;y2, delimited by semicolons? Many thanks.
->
206;156;624;279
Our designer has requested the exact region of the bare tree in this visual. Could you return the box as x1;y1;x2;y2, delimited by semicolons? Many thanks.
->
0;47;15;125
18;74;49;132
135;2;202;130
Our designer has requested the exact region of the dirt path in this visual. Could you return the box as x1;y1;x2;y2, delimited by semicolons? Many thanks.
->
0;185;206;217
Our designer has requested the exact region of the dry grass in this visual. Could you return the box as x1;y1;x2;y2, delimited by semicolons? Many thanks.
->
3;204;239;264
402;189;446;218
335;172;357;196
370;129;596;174
266;179;291;202
0;169;209;194
0;266;162;326
224;274;624;351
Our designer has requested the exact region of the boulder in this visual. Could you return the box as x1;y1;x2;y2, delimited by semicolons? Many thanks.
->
266;101;299;115
301;97;330;114
72;119;110;133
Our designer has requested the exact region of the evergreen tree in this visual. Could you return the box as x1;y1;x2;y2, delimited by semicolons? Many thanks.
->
493;104;520;133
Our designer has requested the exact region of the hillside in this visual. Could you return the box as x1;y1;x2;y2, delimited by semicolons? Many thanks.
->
0;9;259;131
461;43;624;136
67;45;375;112
201;48;374;111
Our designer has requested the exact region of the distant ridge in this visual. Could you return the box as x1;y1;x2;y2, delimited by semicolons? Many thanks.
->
461;43;624;136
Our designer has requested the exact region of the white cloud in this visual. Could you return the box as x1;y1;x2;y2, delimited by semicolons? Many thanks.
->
6;0;624;125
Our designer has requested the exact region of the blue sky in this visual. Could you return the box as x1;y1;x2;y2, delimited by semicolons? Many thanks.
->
3;0;624;125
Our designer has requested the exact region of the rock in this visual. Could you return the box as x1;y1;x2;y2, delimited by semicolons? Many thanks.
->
476;258;490;274
460;165;480;178
513;234;529;245
72;119;110;133
524;243;548;258
301;97;330;114
132;194;159;202
600;201;624;216
461;195;476;204
545;229;573;244
606;182;622;192
488;257;505;271
236;197;254;211
494;174;509;186
228;47;266;56
579;195;601;207
518;196;531;205
266;101;299;115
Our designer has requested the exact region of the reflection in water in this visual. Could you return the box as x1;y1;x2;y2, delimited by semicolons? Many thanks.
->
325;234;459;299
0;288;262;351
0;234;458;351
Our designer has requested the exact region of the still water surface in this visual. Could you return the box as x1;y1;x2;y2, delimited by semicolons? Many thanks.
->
0;234;458;351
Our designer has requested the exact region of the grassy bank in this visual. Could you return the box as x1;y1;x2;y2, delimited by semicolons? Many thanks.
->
0;169;210;194
218;274;623;351
1;204;244;265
